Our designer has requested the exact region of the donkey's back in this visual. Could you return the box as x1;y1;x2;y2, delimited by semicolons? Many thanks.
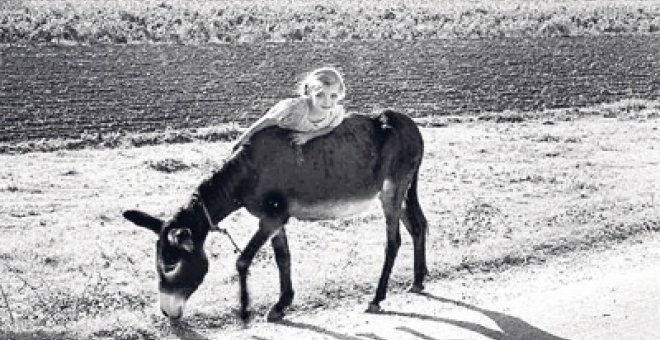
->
239;110;424;221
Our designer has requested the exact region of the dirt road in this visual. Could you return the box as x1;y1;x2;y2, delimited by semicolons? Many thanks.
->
166;234;660;340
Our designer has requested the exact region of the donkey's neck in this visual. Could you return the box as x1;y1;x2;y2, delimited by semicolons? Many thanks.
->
194;150;251;225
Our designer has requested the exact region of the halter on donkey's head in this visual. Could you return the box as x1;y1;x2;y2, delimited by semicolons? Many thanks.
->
193;193;242;254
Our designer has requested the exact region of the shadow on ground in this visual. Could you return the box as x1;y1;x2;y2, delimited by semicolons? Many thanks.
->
380;292;569;340
170;320;212;340
280;320;364;340
277;292;569;340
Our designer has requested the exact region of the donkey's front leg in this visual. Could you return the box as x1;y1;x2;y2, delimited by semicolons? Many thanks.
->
266;227;294;322
236;220;281;321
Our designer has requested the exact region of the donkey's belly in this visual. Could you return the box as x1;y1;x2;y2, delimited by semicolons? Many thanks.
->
289;195;381;221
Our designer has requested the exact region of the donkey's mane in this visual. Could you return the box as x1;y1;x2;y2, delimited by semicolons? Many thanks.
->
189;148;252;222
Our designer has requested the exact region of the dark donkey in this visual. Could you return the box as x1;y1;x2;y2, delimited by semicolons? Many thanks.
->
123;110;428;322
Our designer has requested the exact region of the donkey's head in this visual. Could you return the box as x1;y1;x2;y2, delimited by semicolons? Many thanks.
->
123;207;210;319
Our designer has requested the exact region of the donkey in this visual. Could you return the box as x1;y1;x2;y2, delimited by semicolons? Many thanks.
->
123;110;428;322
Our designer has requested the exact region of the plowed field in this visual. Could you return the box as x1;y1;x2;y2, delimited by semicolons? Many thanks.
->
1;36;659;142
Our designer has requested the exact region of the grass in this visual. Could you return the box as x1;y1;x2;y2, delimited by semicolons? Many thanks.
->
0;102;658;338
414;98;660;126
1;0;659;44
0;123;242;154
2;99;659;154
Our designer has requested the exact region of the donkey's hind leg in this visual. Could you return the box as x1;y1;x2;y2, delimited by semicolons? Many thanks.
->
267;227;294;322
401;172;428;293
367;178;406;313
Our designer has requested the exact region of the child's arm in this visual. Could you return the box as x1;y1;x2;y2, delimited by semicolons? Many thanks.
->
291;107;345;145
290;125;336;145
234;115;278;147
234;98;302;148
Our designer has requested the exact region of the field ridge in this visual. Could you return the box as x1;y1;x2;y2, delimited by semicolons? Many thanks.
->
1;99;658;154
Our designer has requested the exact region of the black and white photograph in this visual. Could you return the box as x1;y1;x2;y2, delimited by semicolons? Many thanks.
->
1;0;659;339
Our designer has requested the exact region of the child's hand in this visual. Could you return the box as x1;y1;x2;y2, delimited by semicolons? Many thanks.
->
232;136;250;151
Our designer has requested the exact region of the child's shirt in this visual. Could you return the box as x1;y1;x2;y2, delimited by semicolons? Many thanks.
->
264;97;345;132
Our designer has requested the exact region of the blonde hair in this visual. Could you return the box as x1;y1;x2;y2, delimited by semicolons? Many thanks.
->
298;67;346;100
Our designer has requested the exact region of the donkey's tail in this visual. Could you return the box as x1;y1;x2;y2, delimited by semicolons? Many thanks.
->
404;169;428;235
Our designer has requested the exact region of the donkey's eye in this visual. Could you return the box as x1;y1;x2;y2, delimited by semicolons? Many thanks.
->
162;262;178;272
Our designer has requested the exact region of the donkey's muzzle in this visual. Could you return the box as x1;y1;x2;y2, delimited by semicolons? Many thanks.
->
160;292;187;319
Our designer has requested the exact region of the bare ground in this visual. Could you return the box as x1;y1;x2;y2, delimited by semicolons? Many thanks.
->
0;116;659;339
199;232;660;340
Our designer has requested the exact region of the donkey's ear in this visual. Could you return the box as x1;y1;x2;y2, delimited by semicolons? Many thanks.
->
123;210;163;234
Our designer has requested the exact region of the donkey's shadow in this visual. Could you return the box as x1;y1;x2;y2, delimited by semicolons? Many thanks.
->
170;320;212;340
378;292;570;340
168;293;569;340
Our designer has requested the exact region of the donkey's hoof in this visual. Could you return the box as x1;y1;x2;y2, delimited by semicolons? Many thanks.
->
239;309;253;322
408;284;425;294
266;308;285;323
365;302;381;313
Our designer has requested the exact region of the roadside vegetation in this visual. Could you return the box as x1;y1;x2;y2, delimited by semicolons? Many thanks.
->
0;123;242;154
2;99;658;154
1;0;659;44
